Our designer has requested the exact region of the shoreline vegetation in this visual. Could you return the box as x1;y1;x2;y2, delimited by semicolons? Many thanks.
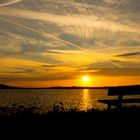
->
0;103;140;136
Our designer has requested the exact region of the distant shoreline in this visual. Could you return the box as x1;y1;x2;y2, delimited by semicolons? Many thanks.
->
0;84;140;89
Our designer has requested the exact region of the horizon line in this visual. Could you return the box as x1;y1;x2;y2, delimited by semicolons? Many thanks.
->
0;84;140;89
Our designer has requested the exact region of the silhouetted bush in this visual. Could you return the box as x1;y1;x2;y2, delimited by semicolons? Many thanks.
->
0;102;140;117
0;102;139;135
0;104;41;117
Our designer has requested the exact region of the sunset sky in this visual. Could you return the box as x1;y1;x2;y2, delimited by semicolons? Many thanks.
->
0;0;140;87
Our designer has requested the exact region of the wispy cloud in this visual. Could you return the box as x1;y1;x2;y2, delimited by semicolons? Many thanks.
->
116;52;140;57
0;0;23;7
42;49;113;66
0;17;83;50
92;68;140;77
0;7;139;34
9;68;34;74
110;60;124;68
0;37;22;54
41;64;63;68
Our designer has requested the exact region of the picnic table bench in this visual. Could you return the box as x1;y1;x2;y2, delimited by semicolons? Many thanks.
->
98;85;140;110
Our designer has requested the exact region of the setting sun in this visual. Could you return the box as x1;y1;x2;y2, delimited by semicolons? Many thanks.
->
82;76;90;82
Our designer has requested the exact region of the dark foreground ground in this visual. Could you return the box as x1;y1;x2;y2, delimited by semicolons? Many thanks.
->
0;104;139;137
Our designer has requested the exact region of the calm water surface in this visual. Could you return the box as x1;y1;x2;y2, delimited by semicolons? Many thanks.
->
0;89;114;112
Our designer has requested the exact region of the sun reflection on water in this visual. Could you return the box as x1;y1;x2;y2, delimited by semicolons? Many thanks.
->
82;89;92;110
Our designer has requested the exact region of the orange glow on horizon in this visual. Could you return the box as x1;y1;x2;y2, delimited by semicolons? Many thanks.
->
2;75;140;88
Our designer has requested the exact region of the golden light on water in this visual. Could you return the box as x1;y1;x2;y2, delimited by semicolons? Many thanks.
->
82;89;92;110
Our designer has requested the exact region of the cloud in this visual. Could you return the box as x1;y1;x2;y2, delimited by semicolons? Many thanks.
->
0;34;22;55
0;57;56;70
42;49;113;67
0;1;140;50
116;52;140;57
0;7;139;34
0;0;23;7
41;64;62;68
9;68;34;74
91;68;140;77
76;67;100;73
1;5;140;52
0;17;83;50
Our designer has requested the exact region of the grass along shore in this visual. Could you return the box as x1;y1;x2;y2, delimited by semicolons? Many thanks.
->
0;103;139;136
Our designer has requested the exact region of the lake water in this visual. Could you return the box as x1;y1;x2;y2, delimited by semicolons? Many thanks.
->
0;89;110;112
0;89;139;112
0;88;139;112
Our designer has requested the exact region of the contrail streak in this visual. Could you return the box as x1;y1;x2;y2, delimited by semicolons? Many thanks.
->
0;17;84;50
0;0;23;7
110;61;124;68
